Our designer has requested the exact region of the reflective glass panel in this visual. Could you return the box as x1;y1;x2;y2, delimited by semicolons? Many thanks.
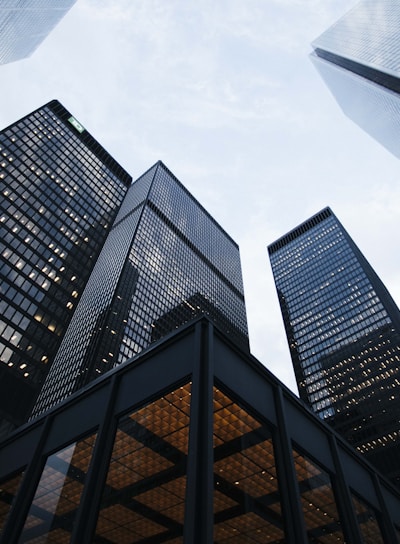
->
94;382;191;543
0;470;24;532
292;449;345;543
213;386;285;543
351;494;384;544
19;432;97;542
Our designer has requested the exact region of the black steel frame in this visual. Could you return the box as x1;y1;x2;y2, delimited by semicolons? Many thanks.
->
0;317;399;543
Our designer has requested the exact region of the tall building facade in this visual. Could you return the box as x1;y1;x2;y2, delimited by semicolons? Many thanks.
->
311;0;400;159
0;0;76;65
32;161;249;417
0;100;131;435
268;207;400;485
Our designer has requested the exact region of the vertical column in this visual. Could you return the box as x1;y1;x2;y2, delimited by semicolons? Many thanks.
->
184;319;214;544
371;473;398;543
328;435;363;544
273;387;308;544
0;416;53;544
70;375;120;543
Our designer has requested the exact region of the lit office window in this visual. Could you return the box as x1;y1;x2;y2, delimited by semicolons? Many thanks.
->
0;470;24;532
19;432;97;542
94;382;191;543
292;449;345;542
213;386;285;543
351;494;384;544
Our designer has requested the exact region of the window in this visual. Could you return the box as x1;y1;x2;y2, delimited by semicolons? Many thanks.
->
213;386;285;542
0;470;24;532
18;432;97;542
292;448;345;543
351;494;385;544
94;382;191;543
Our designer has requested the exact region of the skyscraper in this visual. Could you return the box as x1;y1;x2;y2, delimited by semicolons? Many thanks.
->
32;161;249;417
311;0;400;159
268;207;400;485
0;0;76;65
0;100;131;435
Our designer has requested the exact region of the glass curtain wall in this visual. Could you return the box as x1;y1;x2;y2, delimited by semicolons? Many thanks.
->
18;432;97;542
213;386;285;543
0;471;24;533
93;382;192;543
292;449;345;543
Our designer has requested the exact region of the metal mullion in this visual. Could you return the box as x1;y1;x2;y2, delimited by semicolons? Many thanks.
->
328;435;363;544
0;416;53;544
184;319;214;544
273;387;308;543
371;473;398;543
70;375;120;543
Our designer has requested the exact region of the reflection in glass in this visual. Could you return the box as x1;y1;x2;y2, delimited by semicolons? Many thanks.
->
0;470;24;532
213;386;285;543
19;432;97;542
351;494;384;544
292;449;345;543
94;382;191;543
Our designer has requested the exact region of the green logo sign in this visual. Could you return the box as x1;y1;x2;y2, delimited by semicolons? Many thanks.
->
68;116;85;134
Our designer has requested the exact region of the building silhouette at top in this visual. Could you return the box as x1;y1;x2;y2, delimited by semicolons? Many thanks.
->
0;100;131;437
311;0;400;158
268;207;400;486
32;161;249;417
0;0;76;65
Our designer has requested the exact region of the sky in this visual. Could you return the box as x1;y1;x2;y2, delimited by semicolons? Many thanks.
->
2;0;400;393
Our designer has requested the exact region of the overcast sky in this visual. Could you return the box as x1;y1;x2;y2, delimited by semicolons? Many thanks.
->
2;0;400;393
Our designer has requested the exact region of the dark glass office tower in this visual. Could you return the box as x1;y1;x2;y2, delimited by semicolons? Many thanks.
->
0;100;131;436
311;0;400;158
0;0;76;65
268;207;400;485
33;161;249;416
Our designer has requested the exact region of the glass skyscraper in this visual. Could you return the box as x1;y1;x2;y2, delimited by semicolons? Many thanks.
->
0;0;76;65
32;161;249;417
311;0;400;158
268;207;400;485
0;100;131;436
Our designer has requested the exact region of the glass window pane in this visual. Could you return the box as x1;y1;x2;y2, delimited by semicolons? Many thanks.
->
0;470;24;532
352;494;385;544
292;449;345;543
213;386;285;543
19;432;97;543
94;382;191;543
